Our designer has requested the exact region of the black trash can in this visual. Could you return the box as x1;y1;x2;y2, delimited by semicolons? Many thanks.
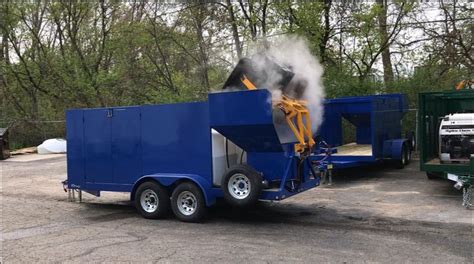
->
0;127;11;160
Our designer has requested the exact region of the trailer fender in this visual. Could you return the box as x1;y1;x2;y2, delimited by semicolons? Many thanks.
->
383;139;408;159
131;174;216;206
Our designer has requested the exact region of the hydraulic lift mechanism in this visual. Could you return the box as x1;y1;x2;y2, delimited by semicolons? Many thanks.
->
224;56;315;155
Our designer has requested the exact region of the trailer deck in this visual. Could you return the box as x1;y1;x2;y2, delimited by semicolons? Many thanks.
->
333;143;372;156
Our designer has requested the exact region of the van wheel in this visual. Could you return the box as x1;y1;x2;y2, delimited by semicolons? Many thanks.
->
222;164;262;207
135;181;170;219
171;182;207;222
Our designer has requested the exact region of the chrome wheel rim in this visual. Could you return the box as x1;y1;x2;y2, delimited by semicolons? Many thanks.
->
228;173;250;200
177;191;197;216
140;189;159;213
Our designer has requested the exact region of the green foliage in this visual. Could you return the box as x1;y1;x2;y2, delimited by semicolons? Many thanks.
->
0;1;471;148
323;65;380;99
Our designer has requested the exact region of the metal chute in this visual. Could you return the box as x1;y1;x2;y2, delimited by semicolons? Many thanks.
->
222;55;315;155
222;55;294;92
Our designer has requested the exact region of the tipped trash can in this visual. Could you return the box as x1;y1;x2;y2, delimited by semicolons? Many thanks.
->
0;127;11;160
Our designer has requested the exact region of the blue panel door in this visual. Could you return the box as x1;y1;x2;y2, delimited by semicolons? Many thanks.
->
84;109;112;184
111;107;141;184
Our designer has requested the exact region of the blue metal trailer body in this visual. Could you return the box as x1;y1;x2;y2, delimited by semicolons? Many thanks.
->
67;102;218;201
313;94;410;169
66;90;410;215
67;89;319;206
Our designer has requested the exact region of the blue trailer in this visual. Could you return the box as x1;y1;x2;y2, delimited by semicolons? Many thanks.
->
66;90;412;222
67;89;322;221
313;94;414;171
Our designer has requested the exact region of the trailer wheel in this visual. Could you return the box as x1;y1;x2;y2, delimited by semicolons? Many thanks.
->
171;182;207;222
135;181;170;219
396;145;409;169
222;164;262;207
406;146;412;165
406;131;416;151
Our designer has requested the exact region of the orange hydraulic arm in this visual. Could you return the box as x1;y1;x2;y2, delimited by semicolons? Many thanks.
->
456;80;473;90
241;75;257;90
275;95;315;155
240;76;315;155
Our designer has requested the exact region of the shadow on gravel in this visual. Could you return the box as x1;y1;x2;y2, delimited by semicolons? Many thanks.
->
330;162;405;184
77;198;347;226
73;196;471;241
72;198;472;260
205;200;471;249
330;161;461;196
207;199;378;226
80;201;136;222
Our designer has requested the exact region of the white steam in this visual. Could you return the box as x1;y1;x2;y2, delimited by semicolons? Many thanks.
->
250;35;326;131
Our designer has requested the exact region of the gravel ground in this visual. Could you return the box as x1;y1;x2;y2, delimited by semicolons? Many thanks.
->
1;155;472;263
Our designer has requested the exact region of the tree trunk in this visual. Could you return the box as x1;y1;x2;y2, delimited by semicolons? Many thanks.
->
0;2;9;123
1;1;10;65
239;0;257;41
377;0;394;84
319;0;332;63
193;4;210;93
225;0;243;58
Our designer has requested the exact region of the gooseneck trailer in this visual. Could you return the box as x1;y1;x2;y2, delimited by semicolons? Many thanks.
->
314;94;414;170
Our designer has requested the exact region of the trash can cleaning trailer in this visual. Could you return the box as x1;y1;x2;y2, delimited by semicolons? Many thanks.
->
66;89;325;222
66;56;412;221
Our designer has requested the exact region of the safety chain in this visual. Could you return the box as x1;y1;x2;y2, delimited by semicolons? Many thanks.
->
462;186;473;209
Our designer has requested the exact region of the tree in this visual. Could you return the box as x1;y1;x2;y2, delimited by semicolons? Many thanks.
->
0;1;471;148
336;1;412;82
376;0;394;84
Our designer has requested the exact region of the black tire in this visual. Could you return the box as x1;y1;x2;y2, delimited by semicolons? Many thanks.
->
134;181;170;219
171;182;207;222
396;145;408;169
426;172;439;180
406;148;412;165
406;131;416;151
222;164;262;207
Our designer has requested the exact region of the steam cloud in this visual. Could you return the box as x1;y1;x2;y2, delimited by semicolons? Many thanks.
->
249;35;326;131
